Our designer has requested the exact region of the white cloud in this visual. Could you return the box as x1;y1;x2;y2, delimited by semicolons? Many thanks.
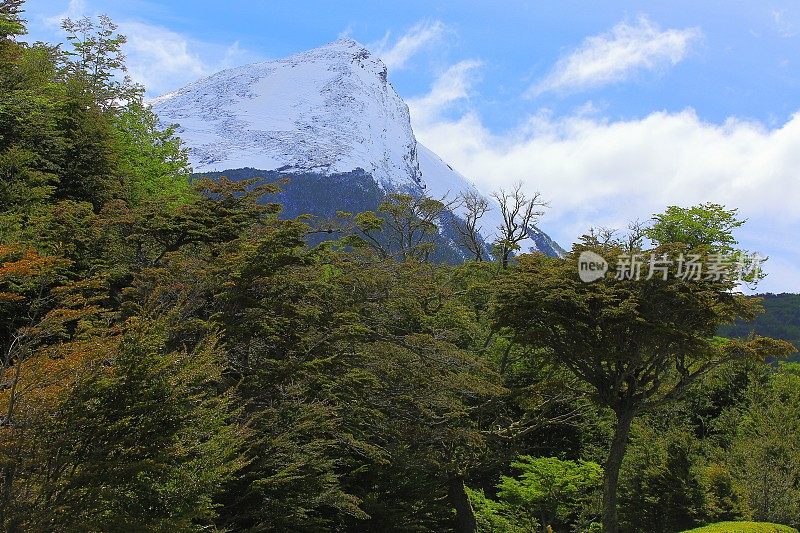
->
43;0;86;28
411;68;800;292
772;9;796;38
408;60;482;120
32;2;259;97
120;21;262;97
530;16;701;96
372;20;446;71
120;22;207;96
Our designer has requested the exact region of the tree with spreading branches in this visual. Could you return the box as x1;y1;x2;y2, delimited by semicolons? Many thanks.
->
492;183;547;268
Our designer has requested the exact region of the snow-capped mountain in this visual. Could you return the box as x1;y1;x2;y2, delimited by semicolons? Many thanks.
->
152;38;563;257
152;38;477;199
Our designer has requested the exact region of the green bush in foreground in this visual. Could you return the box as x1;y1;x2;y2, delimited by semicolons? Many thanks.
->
682;521;799;532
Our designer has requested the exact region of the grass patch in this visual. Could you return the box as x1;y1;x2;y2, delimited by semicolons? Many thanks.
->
682;522;798;533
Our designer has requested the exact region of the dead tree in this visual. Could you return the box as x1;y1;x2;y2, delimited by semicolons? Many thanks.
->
453;191;490;261
491;182;547;268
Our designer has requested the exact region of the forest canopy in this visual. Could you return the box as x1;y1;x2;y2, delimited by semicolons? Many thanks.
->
0;4;797;533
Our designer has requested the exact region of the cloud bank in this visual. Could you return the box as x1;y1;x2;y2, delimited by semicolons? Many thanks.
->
410;64;800;292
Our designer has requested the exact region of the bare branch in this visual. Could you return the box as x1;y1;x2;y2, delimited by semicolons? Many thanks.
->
491;182;548;267
452;191;490;261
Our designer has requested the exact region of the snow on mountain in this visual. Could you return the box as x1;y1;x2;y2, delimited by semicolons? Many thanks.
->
152;38;476;197
152;38;564;256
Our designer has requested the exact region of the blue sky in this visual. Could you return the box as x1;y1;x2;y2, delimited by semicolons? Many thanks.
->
22;0;800;292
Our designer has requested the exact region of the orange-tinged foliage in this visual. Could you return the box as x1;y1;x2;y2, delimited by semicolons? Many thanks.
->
0;335;117;419
0;245;71;308
0;245;62;279
1;245;111;428
0;291;23;302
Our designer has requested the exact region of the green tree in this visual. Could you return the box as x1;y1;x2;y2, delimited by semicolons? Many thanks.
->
349;192;450;261
0;0;25;41
31;318;242;531
497;456;602;532
0;23;63;240
113;100;192;206
493;205;795;533
61;15;140;109
467;487;537;533
0;9;241;530
728;364;800;528
618;425;710;532
645;203;745;254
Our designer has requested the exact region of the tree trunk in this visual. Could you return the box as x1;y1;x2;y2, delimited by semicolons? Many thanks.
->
501;246;510;269
2;356;23;426
448;475;477;533
602;408;635;533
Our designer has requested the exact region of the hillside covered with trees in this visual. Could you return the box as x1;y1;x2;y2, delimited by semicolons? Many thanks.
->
719;293;800;360
1;3;798;532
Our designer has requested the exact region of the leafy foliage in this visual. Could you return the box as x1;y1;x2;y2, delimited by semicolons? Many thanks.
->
0;6;797;533
497;456;602;531
719;293;800;360
645;203;746;254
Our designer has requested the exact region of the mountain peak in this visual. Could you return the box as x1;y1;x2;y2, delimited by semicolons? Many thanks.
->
152;41;563;257
152;39;438;190
320;37;368;50
294;37;388;83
